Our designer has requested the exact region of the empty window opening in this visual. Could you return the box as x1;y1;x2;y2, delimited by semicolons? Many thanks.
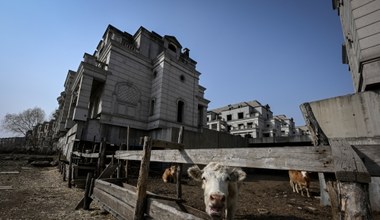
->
150;99;155;116
226;114;232;121
238;112;244;119
177;100;184;123
238;124;244;129
211;124;217;130
168;43;177;53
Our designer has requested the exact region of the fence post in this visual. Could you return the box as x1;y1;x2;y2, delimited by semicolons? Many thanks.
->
133;136;152;220
176;126;184;200
97;138;106;177
125;126;130;182
68;152;73;188
83;172;93;210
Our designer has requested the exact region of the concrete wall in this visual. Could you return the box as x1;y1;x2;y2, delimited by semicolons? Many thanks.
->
169;127;249;149
0;137;25;153
308;90;380;138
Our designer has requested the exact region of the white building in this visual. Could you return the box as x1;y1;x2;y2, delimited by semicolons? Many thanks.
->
54;25;209;149
207;100;296;138
335;0;380;92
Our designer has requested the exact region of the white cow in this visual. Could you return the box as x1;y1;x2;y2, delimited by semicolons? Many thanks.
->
187;162;246;220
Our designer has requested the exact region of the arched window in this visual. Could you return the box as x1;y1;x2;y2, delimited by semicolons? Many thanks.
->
168;43;177;53
177;100;184;123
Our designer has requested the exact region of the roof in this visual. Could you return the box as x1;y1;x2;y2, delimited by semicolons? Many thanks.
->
210;100;264;114
163;35;182;48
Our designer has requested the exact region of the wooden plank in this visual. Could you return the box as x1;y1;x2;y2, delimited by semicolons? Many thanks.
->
122;182;182;202
115;146;333;173
174;202;210;219
98;164;118;179
329;138;371;183
92;187;134;220
176;126;184;200
72;151;100;158
151;139;184;149
83;173;93;210
352;144;380;176
93;180;203;220
146;198;203;220
95;179;137;206
68;152;73;188
0;171;20;174
133;136;152;220
97;139;107;175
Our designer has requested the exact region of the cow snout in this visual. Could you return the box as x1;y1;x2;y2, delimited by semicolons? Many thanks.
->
210;193;225;203
207;193;226;218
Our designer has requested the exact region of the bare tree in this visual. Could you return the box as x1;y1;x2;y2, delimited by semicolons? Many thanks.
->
1;107;46;136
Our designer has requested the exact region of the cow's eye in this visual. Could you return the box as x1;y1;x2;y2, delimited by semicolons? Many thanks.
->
226;176;231;181
202;176;206;182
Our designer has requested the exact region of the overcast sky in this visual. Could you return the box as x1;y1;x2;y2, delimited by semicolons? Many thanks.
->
0;1;353;138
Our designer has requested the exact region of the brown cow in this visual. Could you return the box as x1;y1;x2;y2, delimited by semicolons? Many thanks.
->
162;165;177;183
288;170;310;197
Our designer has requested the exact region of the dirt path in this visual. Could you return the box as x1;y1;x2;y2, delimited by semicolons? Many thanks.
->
0;154;114;220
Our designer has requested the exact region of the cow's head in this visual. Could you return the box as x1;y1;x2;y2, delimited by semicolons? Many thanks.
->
187;162;246;219
169;165;177;175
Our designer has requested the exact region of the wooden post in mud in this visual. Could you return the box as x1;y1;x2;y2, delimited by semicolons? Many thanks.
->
300;103;373;219
176;126;184;200
133;136;152;220
124;126;130;182
83;172;93;210
97;138;106;176
68;152;73;188
326;139;372;219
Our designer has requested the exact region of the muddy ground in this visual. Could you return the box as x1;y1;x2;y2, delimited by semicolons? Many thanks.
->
0;154;334;219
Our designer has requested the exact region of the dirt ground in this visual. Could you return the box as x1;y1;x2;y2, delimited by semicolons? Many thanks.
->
0;154;333;219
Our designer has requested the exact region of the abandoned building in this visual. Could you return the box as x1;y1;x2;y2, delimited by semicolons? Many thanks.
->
52;24;237;155
206;100;297;138
337;0;380;92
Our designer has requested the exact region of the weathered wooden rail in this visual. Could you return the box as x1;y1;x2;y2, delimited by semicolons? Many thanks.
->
115;145;333;172
80;131;374;220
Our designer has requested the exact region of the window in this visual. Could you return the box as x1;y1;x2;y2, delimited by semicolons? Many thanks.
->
226;114;232;121
198;105;203;127
238;112;244;119
177;100;184;123
180;75;185;82
247;122;253;128
168;43;177;53
149;99;155;116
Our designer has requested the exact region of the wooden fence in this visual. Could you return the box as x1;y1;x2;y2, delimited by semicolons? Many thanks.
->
77;130;373;219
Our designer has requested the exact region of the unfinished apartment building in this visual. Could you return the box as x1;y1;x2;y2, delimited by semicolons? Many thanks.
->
54;25;210;154
337;0;380;92
206;100;295;138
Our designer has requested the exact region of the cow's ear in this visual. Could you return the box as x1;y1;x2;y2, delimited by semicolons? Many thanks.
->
230;168;247;182
187;165;203;181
